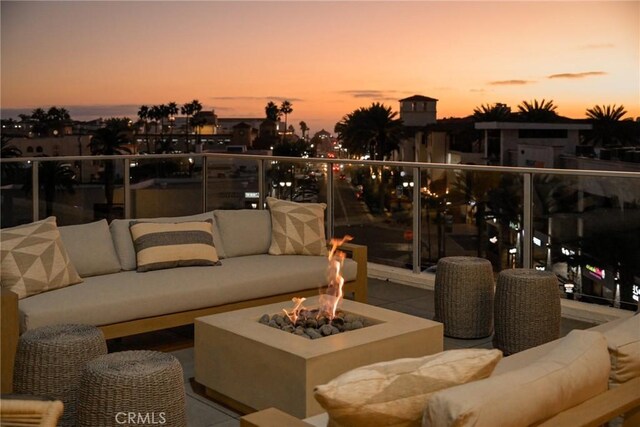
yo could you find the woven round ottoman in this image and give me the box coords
[13,324,107,427]
[77,350,186,427]
[434,256,495,338]
[493,269,561,355]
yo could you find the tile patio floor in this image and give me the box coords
[109,278,597,427]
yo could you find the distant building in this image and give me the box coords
[398,95,439,162]
[475,121,591,167]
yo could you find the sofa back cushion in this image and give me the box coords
[214,209,271,258]
[1,217,83,298]
[110,212,222,270]
[423,330,610,427]
[58,219,122,277]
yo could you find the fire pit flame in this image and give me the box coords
[283,235,354,323]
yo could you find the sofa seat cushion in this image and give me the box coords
[18,255,357,332]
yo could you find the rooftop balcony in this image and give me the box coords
[2,152,638,316]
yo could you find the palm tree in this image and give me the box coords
[265,101,281,122]
[473,103,512,121]
[167,101,179,137]
[584,104,635,147]
[517,99,559,122]
[20,156,77,218]
[299,121,309,140]
[280,100,293,141]
[335,102,404,161]
[31,108,48,136]
[88,118,132,219]
[46,106,71,136]
[181,99,203,149]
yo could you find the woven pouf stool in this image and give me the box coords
[13,324,107,427]
[434,256,495,339]
[493,269,561,355]
[77,350,186,427]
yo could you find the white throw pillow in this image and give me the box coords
[314,349,502,427]
[423,330,610,427]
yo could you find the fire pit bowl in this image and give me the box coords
[195,296,443,418]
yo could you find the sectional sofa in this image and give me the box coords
[1,207,367,391]
[241,314,640,427]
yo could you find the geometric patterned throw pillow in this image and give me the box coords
[1,217,83,299]
[267,197,327,256]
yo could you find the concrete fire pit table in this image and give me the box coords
[194,296,443,418]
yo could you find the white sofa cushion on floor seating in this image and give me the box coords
[422,330,610,427]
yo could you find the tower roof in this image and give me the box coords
[399,95,438,102]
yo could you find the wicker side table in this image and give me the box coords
[13,324,107,427]
[434,256,495,339]
[77,350,186,427]
[493,269,561,355]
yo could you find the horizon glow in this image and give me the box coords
[1,1,638,133]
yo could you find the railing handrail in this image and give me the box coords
[2,153,640,179]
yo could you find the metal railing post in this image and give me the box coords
[123,159,131,219]
[202,156,208,212]
[32,161,39,222]
[326,161,334,240]
[523,173,533,269]
[258,159,265,209]
[412,167,421,273]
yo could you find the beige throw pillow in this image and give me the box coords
[423,330,610,427]
[1,217,83,298]
[604,314,640,387]
[267,197,327,256]
[314,349,503,427]
[130,220,220,272]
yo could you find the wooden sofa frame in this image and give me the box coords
[0,243,367,393]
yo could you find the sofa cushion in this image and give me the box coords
[314,349,502,427]
[267,197,327,256]
[423,330,610,427]
[603,314,640,387]
[58,219,122,277]
[214,210,271,258]
[110,212,223,270]
[18,254,358,332]
[1,217,83,299]
[130,220,221,272]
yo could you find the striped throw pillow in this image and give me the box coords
[129,220,220,272]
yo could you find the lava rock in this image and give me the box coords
[305,328,322,340]
[259,314,270,325]
[331,317,344,327]
[305,318,318,329]
[330,325,340,335]
[268,319,279,329]
[317,317,328,327]
[344,314,357,323]
[319,324,333,336]
[351,320,364,329]
[282,325,295,333]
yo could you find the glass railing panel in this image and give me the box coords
[264,159,327,205]
[205,156,259,210]
[533,173,640,311]
[333,163,414,269]
[32,158,125,225]
[131,156,203,217]
[1,160,33,227]
[420,168,524,272]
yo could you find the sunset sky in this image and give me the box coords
[1,1,638,134]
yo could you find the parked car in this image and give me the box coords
[293,191,319,203]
